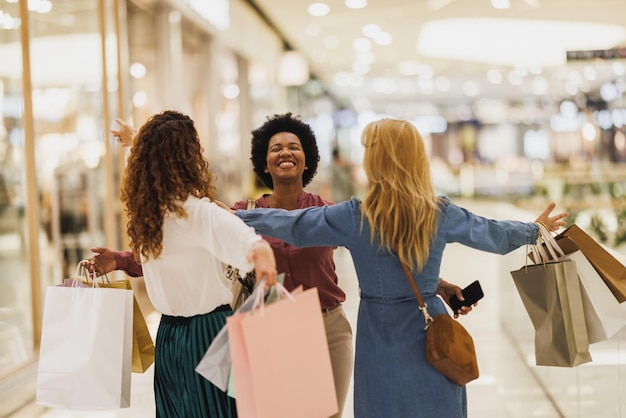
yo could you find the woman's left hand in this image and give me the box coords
[534,202,568,232]
[438,278,476,318]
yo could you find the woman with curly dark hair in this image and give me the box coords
[120,110,276,418]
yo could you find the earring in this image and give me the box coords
[264,168,269,173]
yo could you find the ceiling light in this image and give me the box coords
[345,0,367,9]
[487,68,503,84]
[308,3,330,17]
[491,0,510,9]
[129,63,146,79]
[417,18,626,67]
[352,37,372,51]
[613,62,625,76]
[362,24,381,38]
[397,60,420,75]
[373,32,393,46]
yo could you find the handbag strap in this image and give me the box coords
[401,262,434,327]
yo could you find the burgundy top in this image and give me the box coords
[232,191,346,310]
[113,192,346,309]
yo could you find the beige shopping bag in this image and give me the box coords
[511,223,591,367]
[511,259,592,366]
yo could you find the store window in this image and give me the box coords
[28,0,109,281]
[0,0,31,377]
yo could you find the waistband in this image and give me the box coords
[161,304,232,324]
[322,302,341,316]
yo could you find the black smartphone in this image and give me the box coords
[449,280,484,312]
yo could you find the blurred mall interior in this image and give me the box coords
[1,0,626,417]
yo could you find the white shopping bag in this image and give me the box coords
[568,250,626,343]
[36,285,133,410]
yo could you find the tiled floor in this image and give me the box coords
[13,199,617,418]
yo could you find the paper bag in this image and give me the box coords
[555,224,626,302]
[63,277,155,373]
[511,259,592,367]
[36,285,133,409]
[96,279,155,373]
[229,286,338,418]
[567,251,626,343]
[196,274,288,392]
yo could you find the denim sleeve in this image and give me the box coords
[440,197,539,254]
[236,198,359,248]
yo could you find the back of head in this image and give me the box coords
[121,110,216,260]
[361,118,438,271]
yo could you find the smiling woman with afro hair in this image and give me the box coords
[230,112,351,418]
[250,112,320,190]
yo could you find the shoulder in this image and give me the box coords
[301,191,333,207]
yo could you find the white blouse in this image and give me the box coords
[141,196,261,317]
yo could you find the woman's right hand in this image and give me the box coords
[248,240,277,287]
[80,247,117,276]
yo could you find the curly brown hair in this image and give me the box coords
[250,112,320,189]
[121,110,217,261]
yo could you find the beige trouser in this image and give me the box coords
[323,305,354,418]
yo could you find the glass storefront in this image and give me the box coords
[0,1,289,413]
[0,0,30,379]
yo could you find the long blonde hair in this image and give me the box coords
[361,118,439,271]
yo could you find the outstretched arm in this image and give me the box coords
[80,247,143,277]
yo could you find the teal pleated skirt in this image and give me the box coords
[155,305,237,418]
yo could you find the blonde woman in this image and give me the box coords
[234,118,567,417]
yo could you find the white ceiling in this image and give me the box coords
[253,0,626,118]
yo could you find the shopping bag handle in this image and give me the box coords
[528,221,565,266]
[252,276,292,315]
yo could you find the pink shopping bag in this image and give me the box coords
[228,286,338,418]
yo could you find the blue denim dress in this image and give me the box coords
[238,196,538,418]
